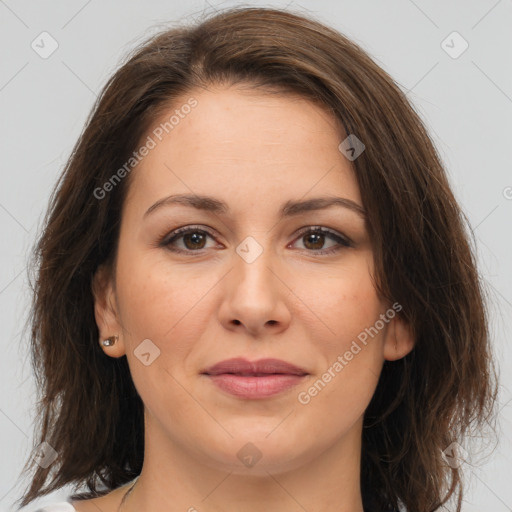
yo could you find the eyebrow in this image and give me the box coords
[143,193,366,219]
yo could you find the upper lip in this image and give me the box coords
[202,358,308,376]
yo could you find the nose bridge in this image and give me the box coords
[218,216,292,337]
[233,232,277,292]
[217,230,292,335]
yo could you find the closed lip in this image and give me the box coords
[202,357,308,376]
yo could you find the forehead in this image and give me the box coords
[124,85,361,216]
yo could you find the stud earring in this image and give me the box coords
[101,335,118,347]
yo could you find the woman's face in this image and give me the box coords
[94,84,413,475]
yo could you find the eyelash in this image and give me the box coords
[158,225,353,256]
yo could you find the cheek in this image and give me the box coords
[299,254,383,345]
[296,256,385,401]
[115,248,187,334]
[115,250,223,366]
[114,253,213,418]
[297,289,386,427]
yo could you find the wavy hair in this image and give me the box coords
[18,6,498,512]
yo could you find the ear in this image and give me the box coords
[383,312,415,361]
[92,263,127,358]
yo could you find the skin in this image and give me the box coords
[82,84,414,512]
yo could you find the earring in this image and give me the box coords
[101,335,118,347]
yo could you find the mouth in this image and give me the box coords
[201,358,309,399]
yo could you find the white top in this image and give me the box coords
[32,477,138,511]
[33,502,77,511]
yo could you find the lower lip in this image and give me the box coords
[205,373,307,399]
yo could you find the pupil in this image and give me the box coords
[185,232,205,249]
[305,233,324,250]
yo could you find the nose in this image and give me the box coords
[217,241,292,337]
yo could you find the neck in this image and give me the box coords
[121,415,365,512]
[118,478,138,512]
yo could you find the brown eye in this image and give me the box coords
[291,227,352,255]
[159,225,352,256]
[181,231,208,250]
[303,231,326,250]
[161,226,217,253]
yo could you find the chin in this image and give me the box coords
[193,431,319,476]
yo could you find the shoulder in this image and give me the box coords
[30,478,135,512]
[31,502,76,512]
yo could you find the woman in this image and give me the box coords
[17,6,497,512]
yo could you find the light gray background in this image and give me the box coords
[1,1,511,511]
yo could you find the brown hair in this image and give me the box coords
[18,6,498,512]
